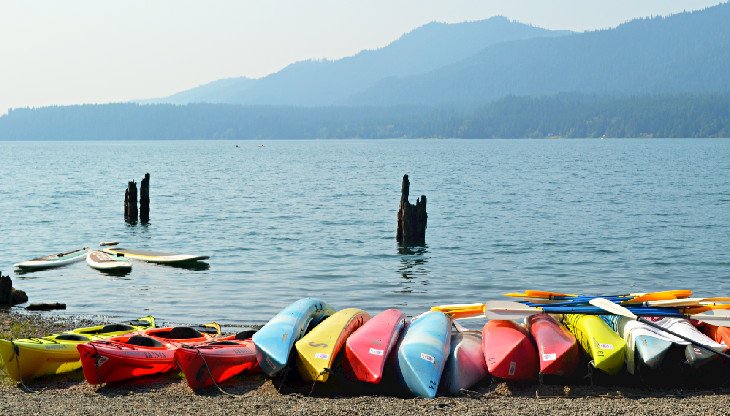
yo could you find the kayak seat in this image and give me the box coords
[127,336,164,348]
[209,341,240,346]
[155,327,203,340]
[55,334,90,342]
[190,325,219,335]
[235,330,257,340]
[77,324,134,335]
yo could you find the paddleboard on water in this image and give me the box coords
[440,331,488,394]
[482,319,538,382]
[86,250,132,272]
[14,247,88,270]
[395,311,451,398]
[559,314,626,375]
[344,308,406,384]
[295,308,370,382]
[252,298,335,377]
[101,248,209,264]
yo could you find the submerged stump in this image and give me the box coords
[397,174,427,246]
[140,173,150,224]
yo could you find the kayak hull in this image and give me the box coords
[295,308,370,382]
[252,298,335,377]
[482,319,538,382]
[175,338,259,390]
[527,314,580,377]
[395,311,451,398]
[602,314,678,374]
[440,332,488,394]
[560,314,626,375]
[344,308,406,384]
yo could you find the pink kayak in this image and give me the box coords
[527,314,580,377]
[343,308,406,383]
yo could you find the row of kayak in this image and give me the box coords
[2,295,730,397]
[13,246,210,272]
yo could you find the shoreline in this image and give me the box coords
[3,311,730,415]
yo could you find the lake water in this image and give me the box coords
[1,139,729,328]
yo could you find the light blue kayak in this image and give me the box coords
[395,311,451,398]
[252,298,335,377]
[439,331,488,395]
[602,315,677,374]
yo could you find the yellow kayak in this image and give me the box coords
[559,314,626,375]
[295,308,370,382]
[0,316,155,382]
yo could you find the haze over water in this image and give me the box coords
[1,139,728,327]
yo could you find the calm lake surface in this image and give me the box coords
[1,139,729,327]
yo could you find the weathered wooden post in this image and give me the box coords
[125,180,138,224]
[397,174,427,245]
[140,173,150,224]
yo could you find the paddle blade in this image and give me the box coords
[624,290,692,304]
[689,309,730,326]
[589,297,638,319]
[524,290,576,299]
[484,301,541,321]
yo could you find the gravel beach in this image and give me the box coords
[3,310,730,416]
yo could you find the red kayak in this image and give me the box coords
[344,308,406,383]
[78,325,219,384]
[527,314,580,377]
[175,335,259,390]
[482,320,538,382]
[701,324,730,348]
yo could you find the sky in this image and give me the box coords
[0,0,724,115]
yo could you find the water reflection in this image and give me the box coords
[396,244,429,294]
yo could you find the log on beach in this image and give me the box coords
[26,302,66,311]
[396,174,427,246]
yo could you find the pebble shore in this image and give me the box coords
[3,311,730,416]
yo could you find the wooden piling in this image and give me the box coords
[397,174,427,245]
[140,173,150,224]
[125,180,138,224]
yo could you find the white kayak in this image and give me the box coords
[14,248,88,270]
[86,250,132,272]
[101,248,209,264]
[646,317,727,368]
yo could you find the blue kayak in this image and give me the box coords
[395,311,451,398]
[252,298,335,377]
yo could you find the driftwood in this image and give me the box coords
[140,173,150,224]
[396,174,427,245]
[0,272,28,306]
[26,303,66,311]
[125,180,138,224]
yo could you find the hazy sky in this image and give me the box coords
[0,0,724,115]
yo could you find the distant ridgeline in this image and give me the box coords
[2,94,729,139]
[1,2,729,139]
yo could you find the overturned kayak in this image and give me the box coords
[175,332,259,390]
[86,250,132,272]
[0,316,155,382]
[101,248,209,264]
[78,324,220,384]
[440,331,488,395]
[395,311,451,398]
[560,314,626,375]
[296,308,370,382]
[602,315,683,374]
[14,247,88,270]
[344,308,406,384]
[252,298,335,377]
[482,319,538,382]
[645,317,727,368]
[527,314,580,378]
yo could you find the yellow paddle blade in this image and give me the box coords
[684,304,730,314]
[524,290,577,299]
[431,303,485,311]
[700,297,730,303]
[448,309,487,320]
